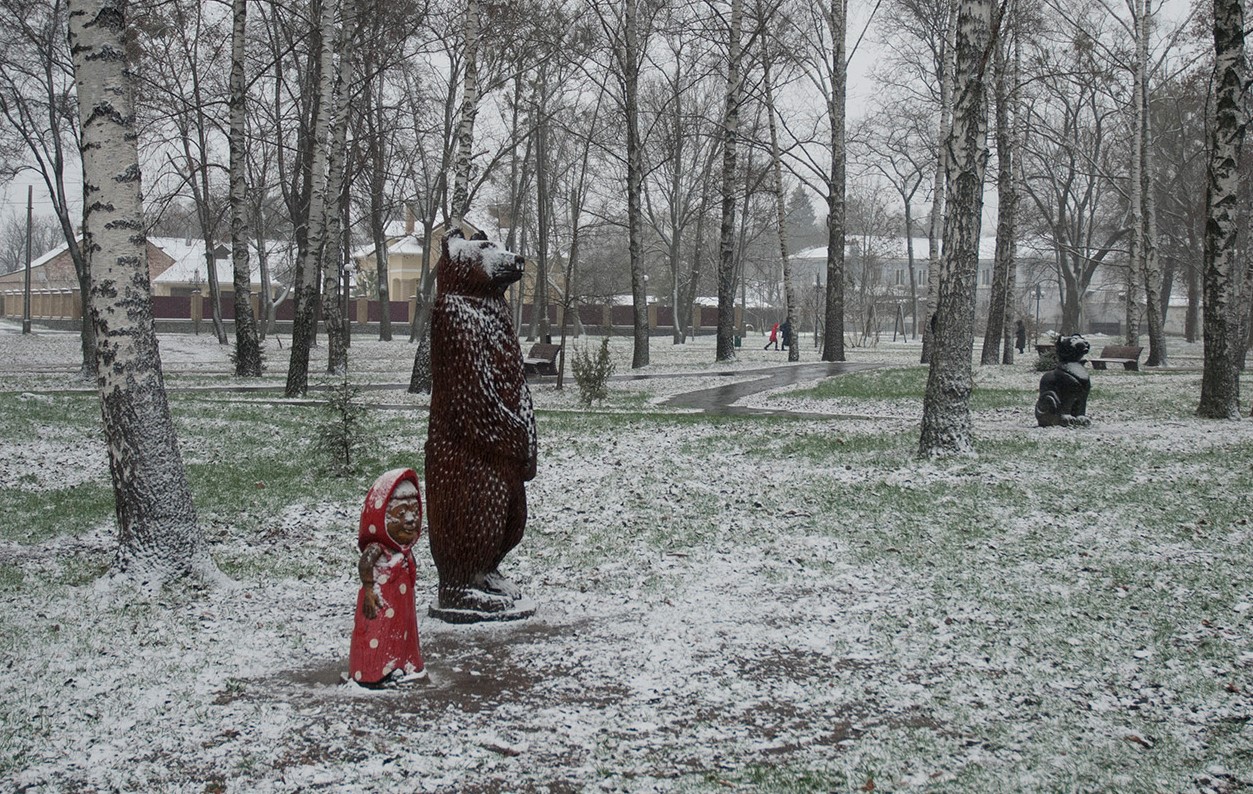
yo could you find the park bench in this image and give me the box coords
[522,343,562,377]
[1088,344,1143,371]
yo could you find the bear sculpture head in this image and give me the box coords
[438,229,525,298]
[1054,334,1090,363]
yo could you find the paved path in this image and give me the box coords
[6,355,881,417]
[656,361,880,417]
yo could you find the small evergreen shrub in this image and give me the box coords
[313,375,378,476]
[571,337,615,406]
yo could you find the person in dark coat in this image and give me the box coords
[780,319,792,350]
[1015,320,1026,354]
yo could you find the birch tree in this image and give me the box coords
[229,0,262,376]
[1131,0,1167,365]
[590,0,654,367]
[918,0,996,457]
[981,0,1018,365]
[449,0,481,226]
[68,0,215,584]
[715,0,744,362]
[1196,0,1245,418]
[284,0,337,397]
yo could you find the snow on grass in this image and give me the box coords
[0,322,1251,791]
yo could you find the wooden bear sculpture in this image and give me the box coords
[425,229,537,623]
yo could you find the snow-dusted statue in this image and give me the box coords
[349,468,426,686]
[425,229,537,623]
[1035,334,1091,428]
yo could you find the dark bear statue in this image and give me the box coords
[1035,334,1091,428]
[425,229,537,623]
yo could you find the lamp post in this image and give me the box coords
[22,185,32,334]
[1034,284,1042,344]
[813,272,821,348]
[341,260,354,347]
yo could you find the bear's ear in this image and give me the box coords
[470,230,488,241]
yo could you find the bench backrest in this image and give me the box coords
[527,343,562,361]
[1098,345,1143,359]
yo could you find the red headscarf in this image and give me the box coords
[358,468,423,553]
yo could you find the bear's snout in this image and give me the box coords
[489,251,525,286]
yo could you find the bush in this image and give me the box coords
[1034,348,1058,372]
[313,375,378,476]
[571,337,615,406]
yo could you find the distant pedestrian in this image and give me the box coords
[764,322,780,350]
[780,319,792,350]
[1015,320,1026,354]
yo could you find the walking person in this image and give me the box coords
[764,321,780,350]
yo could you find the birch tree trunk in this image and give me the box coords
[1138,0,1167,366]
[534,84,552,343]
[69,0,215,584]
[450,0,480,226]
[229,0,262,377]
[715,0,742,362]
[821,0,847,362]
[1197,0,1245,418]
[625,0,649,368]
[921,0,958,365]
[919,0,995,457]
[982,8,1016,365]
[284,0,335,398]
[322,9,352,375]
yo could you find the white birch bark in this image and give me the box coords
[450,0,481,226]
[1197,0,1245,418]
[982,4,1016,365]
[1137,0,1167,365]
[69,0,215,584]
[919,0,995,457]
[284,0,336,397]
[716,0,743,362]
[921,0,958,365]
[229,0,262,376]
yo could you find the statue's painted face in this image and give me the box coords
[385,494,421,547]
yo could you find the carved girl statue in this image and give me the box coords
[348,468,426,687]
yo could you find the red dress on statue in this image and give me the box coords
[349,468,425,686]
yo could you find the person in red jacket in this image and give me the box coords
[348,468,426,687]
[764,321,780,350]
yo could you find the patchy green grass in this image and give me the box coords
[3,347,1253,792]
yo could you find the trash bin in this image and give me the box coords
[734,336,742,348]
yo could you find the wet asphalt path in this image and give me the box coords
[657,361,880,417]
[10,360,881,418]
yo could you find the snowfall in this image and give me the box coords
[1,320,1250,792]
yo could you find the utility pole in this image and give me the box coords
[22,185,32,334]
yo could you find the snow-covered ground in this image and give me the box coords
[1,321,1250,792]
